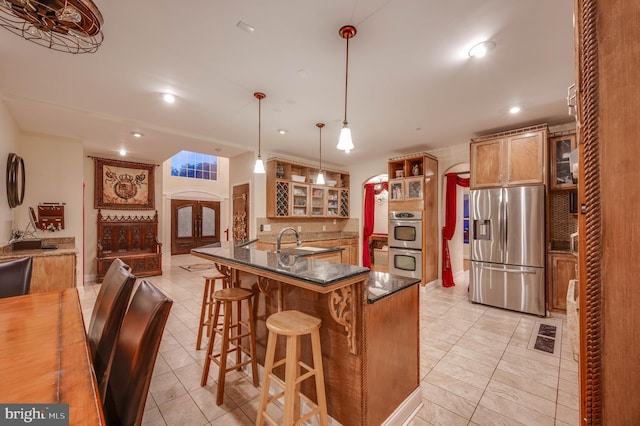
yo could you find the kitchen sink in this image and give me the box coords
[274,246,328,256]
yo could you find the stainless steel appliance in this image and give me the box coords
[389,247,422,279]
[389,211,422,250]
[470,185,546,316]
[389,211,423,279]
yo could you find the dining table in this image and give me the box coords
[0,288,105,425]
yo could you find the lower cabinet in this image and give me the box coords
[548,253,577,312]
[30,253,77,293]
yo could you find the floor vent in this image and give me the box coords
[528,320,562,357]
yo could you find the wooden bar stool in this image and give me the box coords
[201,287,259,405]
[196,273,228,350]
[256,310,328,426]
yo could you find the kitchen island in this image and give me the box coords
[191,245,422,426]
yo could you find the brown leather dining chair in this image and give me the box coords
[102,280,173,426]
[0,257,33,298]
[87,259,136,396]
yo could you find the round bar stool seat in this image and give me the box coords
[256,310,328,426]
[201,287,258,406]
[196,273,227,350]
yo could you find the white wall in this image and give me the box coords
[14,133,83,238]
[15,133,84,286]
[0,99,18,243]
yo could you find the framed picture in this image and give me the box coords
[94,158,155,209]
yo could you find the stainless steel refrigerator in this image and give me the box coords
[470,185,546,316]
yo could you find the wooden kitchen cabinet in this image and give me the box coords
[548,252,577,312]
[388,154,437,212]
[387,153,439,283]
[550,133,577,190]
[266,158,350,218]
[470,127,548,189]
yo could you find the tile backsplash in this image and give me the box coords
[256,217,358,237]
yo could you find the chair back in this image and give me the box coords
[102,280,172,426]
[0,257,32,298]
[87,259,136,393]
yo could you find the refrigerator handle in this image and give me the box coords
[503,189,508,253]
[479,265,538,274]
[498,188,505,258]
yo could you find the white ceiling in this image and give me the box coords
[0,0,575,168]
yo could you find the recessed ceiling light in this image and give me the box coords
[131,131,143,138]
[468,40,496,58]
[162,93,176,104]
[119,149,126,156]
[236,21,255,33]
[509,106,522,114]
[277,129,288,135]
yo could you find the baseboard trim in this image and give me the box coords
[381,387,423,426]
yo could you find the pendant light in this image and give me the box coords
[337,25,357,153]
[316,123,326,185]
[253,92,266,174]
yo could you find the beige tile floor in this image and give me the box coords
[78,255,579,426]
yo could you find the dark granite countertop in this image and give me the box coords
[192,246,420,302]
[366,271,420,303]
[192,245,369,288]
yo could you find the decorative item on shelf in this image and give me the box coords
[316,123,326,185]
[253,92,266,174]
[412,163,420,176]
[395,169,404,179]
[276,164,285,179]
[336,25,357,153]
[0,0,104,54]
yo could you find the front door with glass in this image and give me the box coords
[171,199,220,254]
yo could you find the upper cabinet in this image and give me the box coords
[470,126,548,189]
[388,154,437,210]
[549,133,577,190]
[266,158,350,218]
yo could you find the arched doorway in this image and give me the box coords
[440,163,470,287]
[363,174,389,272]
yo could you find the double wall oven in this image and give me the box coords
[389,211,423,280]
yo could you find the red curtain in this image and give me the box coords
[362,183,376,268]
[442,173,470,287]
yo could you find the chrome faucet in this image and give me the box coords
[276,227,302,253]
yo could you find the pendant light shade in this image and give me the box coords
[337,25,356,153]
[253,92,266,174]
[316,122,325,185]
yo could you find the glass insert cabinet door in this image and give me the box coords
[311,186,325,216]
[550,133,577,190]
[389,180,404,201]
[171,199,220,255]
[291,184,309,216]
[405,177,423,200]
